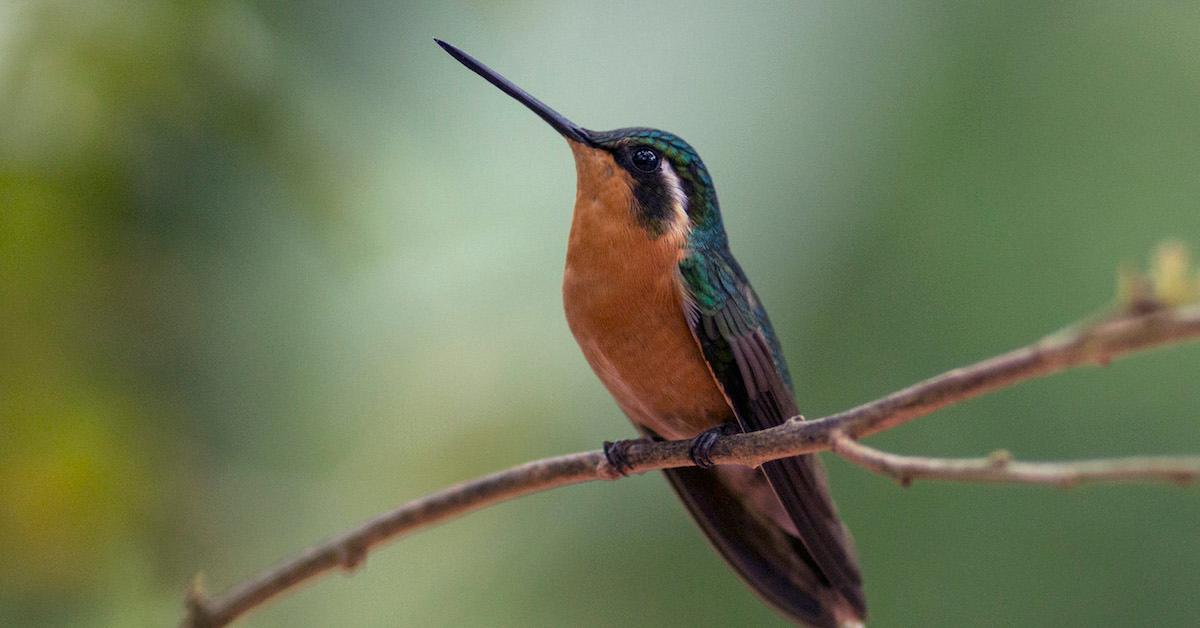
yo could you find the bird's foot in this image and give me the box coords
[688,421,740,469]
[602,439,644,477]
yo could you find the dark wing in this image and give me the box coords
[678,250,866,620]
[658,462,841,626]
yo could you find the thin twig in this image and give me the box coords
[828,431,1200,488]
[181,304,1200,628]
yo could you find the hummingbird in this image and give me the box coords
[436,40,866,627]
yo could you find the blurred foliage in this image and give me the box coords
[2,1,1199,627]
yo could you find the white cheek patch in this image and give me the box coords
[659,160,690,234]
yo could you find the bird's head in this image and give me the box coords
[437,40,725,243]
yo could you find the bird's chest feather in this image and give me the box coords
[561,146,730,438]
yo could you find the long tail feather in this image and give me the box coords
[661,462,865,627]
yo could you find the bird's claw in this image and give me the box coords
[603,439,639,477]
[688,421,740,469]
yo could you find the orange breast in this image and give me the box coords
[561,142,732,439]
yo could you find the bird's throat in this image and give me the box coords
[563,140,686,304]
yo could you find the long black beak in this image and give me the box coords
[435,39,594,145]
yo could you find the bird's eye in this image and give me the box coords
[630,148,660,173]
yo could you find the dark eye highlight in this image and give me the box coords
[630,148,660,173]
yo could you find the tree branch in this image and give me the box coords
[181,303,1200,628]
[828,431,1200,488]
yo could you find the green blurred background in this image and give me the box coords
[3,1,1199,626]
